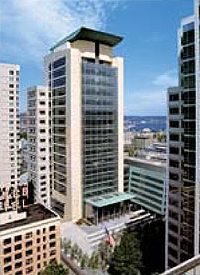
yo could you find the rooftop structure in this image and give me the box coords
[0,204,57,231]
[50,27,122,51]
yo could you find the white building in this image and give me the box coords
[27,86,50,208]
[0,63,20,212]
[44,27,128,222]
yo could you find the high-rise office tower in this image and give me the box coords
[166,0,200,268]
[27,86,50,207]
[0,63,21,213]
[44,27,131,222]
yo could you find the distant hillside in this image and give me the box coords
[124,116,166,132]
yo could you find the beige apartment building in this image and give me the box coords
[27,86,50,207]
[0,204,60,275]
[0,63,21,212]
[43,27,132,223]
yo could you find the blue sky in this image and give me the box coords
[1,0,193,115]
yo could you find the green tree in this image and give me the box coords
[63,239,71,255]
[40,261,68,275]
[80,254,89,268]
[156,132,166,143]
[20,132,27,140]
[139,220,165,274]
[108,233,142,275]
[88,251,100,269]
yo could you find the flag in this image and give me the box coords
[104,225,116,248]
[22,186,28,197]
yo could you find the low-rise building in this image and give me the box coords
[125,157,166,215]
[0,204,60,275]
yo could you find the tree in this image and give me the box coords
[40,261,68,275]
[88,251,100,269]
[156,132,166,143]
[63,239,71,256]
[80,254,89,268]
[108,233,142,275]
[139,220,165,274]
[20,132,27,140]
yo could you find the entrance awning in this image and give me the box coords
[85,192,135,208]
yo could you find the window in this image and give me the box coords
[26,266,33,274]
[37,238,40,244]
[37,229,40,235]
[4,257,11,264]
[25,232,32,239]
[53,57,65,69]
[4,247,11,254]
[50,233,56,240]
[50,250,56,256]
[26,249,33,257]
[15,262,22,268]
[4,265,11,273]
[4,238,11,246]
[50,242,56,248]
[26,241,32,248]
[49,225,55,232]
[15,235,22,242]
[26,258,33,265]
[40,129,46,133]
[15,244,22,251]
[9,70,14,75]
[15,253,22,260]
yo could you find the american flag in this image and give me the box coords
[104,225,116,248]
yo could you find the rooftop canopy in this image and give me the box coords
[85,192,135,208]
[50,27,123,51]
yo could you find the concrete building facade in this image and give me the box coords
[44,27,128,222]
[27,86,50,208]
[0,63,20,213]
[0,204,60,275]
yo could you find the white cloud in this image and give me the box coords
[1,0,120,65]
[153,70,178,88]
[124,89,166,116]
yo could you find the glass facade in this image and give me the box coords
[82,59,118,205]
[49,57,67,217]
[129,165,166,215]
[167,20,196,268]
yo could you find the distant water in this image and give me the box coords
[124,116,166,132]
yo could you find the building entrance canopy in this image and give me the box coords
[85,192,135,208]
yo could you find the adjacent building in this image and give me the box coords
[125,157,166,216]
[27,86,50,208]
[43,27,132,223]
[166,0,200,268]
[0,204,60,275]
[0,63,20,213]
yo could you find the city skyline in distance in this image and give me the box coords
[0,0,193,116]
